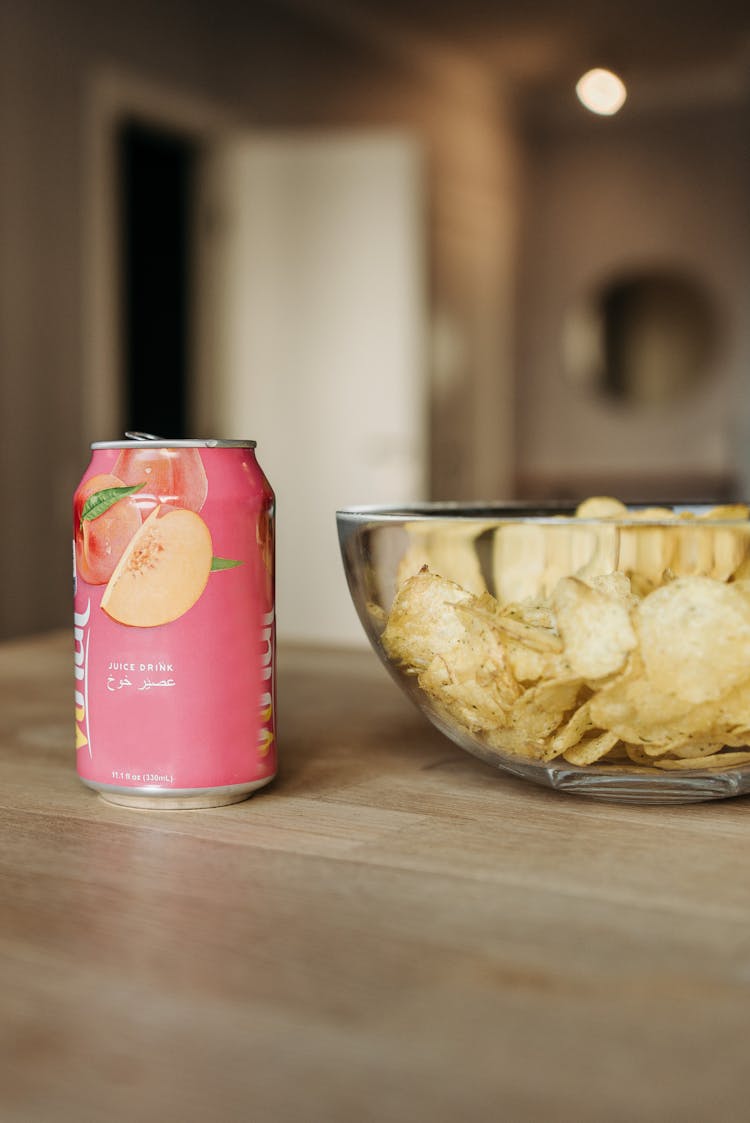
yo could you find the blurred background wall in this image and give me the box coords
[1,0,748,641]
[517,101,750,501]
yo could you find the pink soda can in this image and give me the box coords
[73,435,276,808]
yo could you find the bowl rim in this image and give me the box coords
[335,500,749,526]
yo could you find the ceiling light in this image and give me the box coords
[575,68,627,116]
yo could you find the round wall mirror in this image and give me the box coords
[562,270,717,406]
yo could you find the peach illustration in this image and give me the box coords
[113,447,208,514]
[74,473,143,585]
[101,507,213,627]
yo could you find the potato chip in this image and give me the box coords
[684,507,750,582]
[575,497,628,518]
[636,507,677,519]
[457,596,565,683]
[503,640,567,686]
[638,735,722,758]
[418,652,518,733]
[571,523,621,585]
[506,678,582,744]
[721,729,750,748]
[455,610,523,709]
[546,699,596,759]
[539,529,577,597]
[397,524,488,595]
[553,576,637,679]
[637,576,750,703]
[405,582,522,734]
[703,517,750,581]
[721,509,750,581]
[382,570,474,671]
[484,612,563,653]
[502,596,556,631]
[715,538,750,581]
[563,730,619,766]
[540,525,622,597]
[492,523,547,604]
[620,523,675,592]
[589,659,698,744]
[484,724,549,762]
[651,751,750,771]
[672,520,715,578]
[585,571,634,602]
[625,744,654,767]
[588,659,747,749]
[703,505,750,520]
[704,678,750,732]
[665,739,726,759]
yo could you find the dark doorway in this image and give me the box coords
[118,120,197,438]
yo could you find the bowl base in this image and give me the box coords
[493,755,749,805]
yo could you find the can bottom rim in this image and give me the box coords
[80,774,275,810]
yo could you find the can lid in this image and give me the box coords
[91,433,256,450]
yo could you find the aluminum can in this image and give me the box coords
[73,436,276,808]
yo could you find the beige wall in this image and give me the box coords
[0,0,520,638]
[515,102,750,499]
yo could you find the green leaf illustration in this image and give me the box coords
[211,557,244,571]
[81,482,145,524]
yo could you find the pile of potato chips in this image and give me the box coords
[381,498,750,770]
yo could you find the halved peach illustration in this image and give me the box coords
[113,447,208,514]
[101,507,213,627]
[74,473,143,585]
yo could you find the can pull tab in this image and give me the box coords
[124,431,164,441]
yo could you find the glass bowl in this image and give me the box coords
[336,501,750,804]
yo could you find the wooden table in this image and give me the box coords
[2,631,750,1122]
